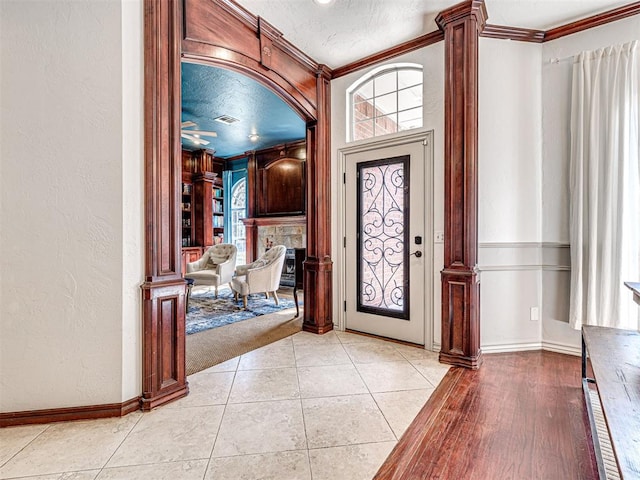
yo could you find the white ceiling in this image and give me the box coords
[235,0,632,68]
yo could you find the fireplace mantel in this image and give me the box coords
[243,216,306,261]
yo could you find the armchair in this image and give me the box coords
[184,243,237,298]
[231,245,286,309]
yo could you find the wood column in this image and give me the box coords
[303,66,333,334]
[436,0,486,369]
[192,173,216,247]
[141,0,189,410]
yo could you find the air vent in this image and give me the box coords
[214,115,240,125]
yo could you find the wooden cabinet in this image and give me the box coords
[181,246,203,274]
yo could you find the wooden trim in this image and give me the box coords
[544,1,640,42]
[374,367,466,479]
[0,397,141,428]
[481,24,545,43]
[332,30,444,79]
[141,0,189,410]
[437,0,483,370]
[242,215,306,227]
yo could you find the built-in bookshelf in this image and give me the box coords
[212,184,224,245]
[181,182,194,247]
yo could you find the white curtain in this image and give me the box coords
[569,41,640,330]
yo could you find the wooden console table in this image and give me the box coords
[582,325,640,479]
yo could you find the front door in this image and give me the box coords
[344,138,428,344]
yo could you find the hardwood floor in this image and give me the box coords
[375,351,598,480]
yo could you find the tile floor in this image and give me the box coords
[0,330,450,480]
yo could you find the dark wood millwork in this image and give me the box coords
[481,24,545,42]
[303,66,333,334]
[332,30,444,79]
[375,351,598,479]
[255,142,306,217]
[544,1,640,42]
[182,0,320,120]
[141,0,189,410]
[582,326,640,479]
[242,215,306,262]
[0,398,141,428]
[181,246,203,273]
[436,0,486,369]
[179,0,333,335]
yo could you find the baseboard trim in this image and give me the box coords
[0,397,141,428]
[481,342,542,353]
[541,341,581,357]
[480,341,580,357]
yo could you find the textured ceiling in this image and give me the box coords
[181,62,306,157]
[235,0,632,67]
[183,0,633,157]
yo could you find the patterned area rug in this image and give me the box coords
[186,286,299,335]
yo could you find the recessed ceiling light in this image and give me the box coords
[313,0,334,5]
[248,134,260,142]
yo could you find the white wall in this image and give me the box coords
[0,0,143,411]
[540,15,640,349]
[331,44,445,349]
[478,38,544,351]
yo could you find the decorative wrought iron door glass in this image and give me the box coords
[357,155,410,320]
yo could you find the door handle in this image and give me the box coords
[410,251,423,258]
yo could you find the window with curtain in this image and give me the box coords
[569,40,640,331]
[347,64,423,142]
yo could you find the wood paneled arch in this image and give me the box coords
[142,0,333,410]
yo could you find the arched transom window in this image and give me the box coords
[348,64,423,142]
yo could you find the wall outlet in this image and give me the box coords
[530,307,539,321]
[434,231,444,243]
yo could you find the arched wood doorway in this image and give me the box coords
[141,0,333,410]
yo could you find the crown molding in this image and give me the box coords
[435,0,487,32]
[331,30,444,79]
[544,1,640,42]
[481,24,545,43]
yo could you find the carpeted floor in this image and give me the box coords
[186,308,303,375]
[187,286,299,335]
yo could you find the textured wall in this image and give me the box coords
[0,0,143,411]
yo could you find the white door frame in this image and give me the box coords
[336,130,435,350]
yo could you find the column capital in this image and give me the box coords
[436,0,487,32]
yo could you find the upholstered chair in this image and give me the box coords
[184,243,237,298]
[231,245,286,309]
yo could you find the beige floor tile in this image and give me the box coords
[394,344,440,361]
[293,343,351,367]
[0,415,140,479]
[0,423,48,466]
[97,460,207,480]
[335,331,389,345]
[373,389,435,437]
[238,344,296,370]
[291,331,340,346]
[302,395,395,448]
[297,364,368,399]
[308,441,396,480]
[2,472,100,480]
[228,368,299,403]
[106,406,223,468]
[409,358,451,386]
[205,450,311,480]
[355,361,432,392]
[196,356,239,374]
[343,343,406,364]
[212,400,306,457]
[166,371,234,408]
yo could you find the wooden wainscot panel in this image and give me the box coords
[254,141,306,217]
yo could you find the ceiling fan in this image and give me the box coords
[181,121,217,146]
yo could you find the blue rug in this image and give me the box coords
[186,287,299,335]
